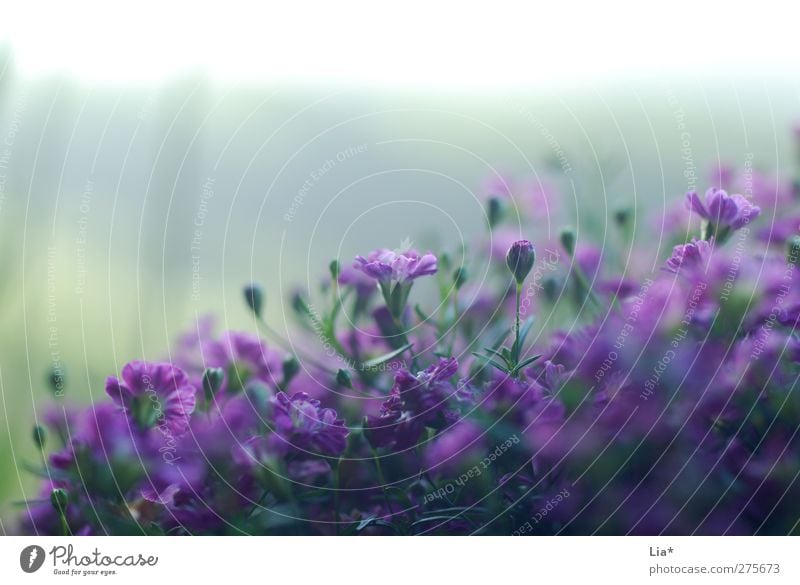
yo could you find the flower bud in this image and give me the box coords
[50,488,68,513]
[506,240,536,285]
[282,356,300,386]
[329,260,341,281]
[243,283,264,318]
[33,424,46,450]
[560,228,576,256]
[48,365,66,397]
[291,291,312,319]
[453,266,469,290]
[202,367,225,406]
[336,368,353,389]
[543,276,559,304]
[488,197,503,229]
[614,208,631,228]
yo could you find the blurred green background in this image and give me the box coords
[1,40,799,530]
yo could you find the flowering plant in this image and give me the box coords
[18,138,800,536]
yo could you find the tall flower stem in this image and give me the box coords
[514,282,521,353]
[333,457,341,535]
[446,289,460,356]
[371,447,393,518]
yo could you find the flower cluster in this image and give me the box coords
[19,132,800,535]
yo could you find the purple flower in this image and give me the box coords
[685,188,761,233]
[362,394,424,452]
[664,238,713,273]
[270,392,348,457]
[338,265,377,300]
[106,361,196,434]
[172,320,286,394]
[354,248,438,283]
[758,217,800,245]
[363,358,458,451]
[424,421,484,476]
[205,331,284,393]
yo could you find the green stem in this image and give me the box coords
[371,448,393,518]
[446,289,459,355]
[333,458,341,535]
[515,283,521,357]
[570,263,602,309]
[57,509,70,536]
[246,489,270,519]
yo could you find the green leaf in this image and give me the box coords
[471,352,510,374]
[329,287,353,325]
[356,516,394,531]
[21,461,55,479]
[518,316,536,346]
[481,346,508,360]
[422,506,487,515]
[411,515,460,526]
[516,353,542,368]
[388,283,411,318]
[490,326,512,350]
[356,516,376,530]
[511,354,542,375]
[360,343,413,370]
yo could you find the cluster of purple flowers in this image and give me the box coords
[19,142,800,535]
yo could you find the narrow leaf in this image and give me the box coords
[518,316,536,346]
[361,343,413,369]
[471,352,510,374]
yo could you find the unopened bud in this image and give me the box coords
[336,368,353,389]
[50,488,68,514]
[243,284,264,318]
[33,425,46,450]
[329,260,341,281]
[48,366,66,397]
[488,197,503,229]
[202,367,225,406]
[614,208,631,228]
[506,240,536,285]
[453,266,469,290]
[560,228,576,257]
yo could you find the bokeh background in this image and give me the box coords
[2,1,799,530]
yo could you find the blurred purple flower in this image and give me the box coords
[664,238,713,273]
[364,358,458,451]
[685,188,760,231]
[105,361,196,434]
[270,391,348,457]
[338,264,378,300]
[424,421,484,476]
